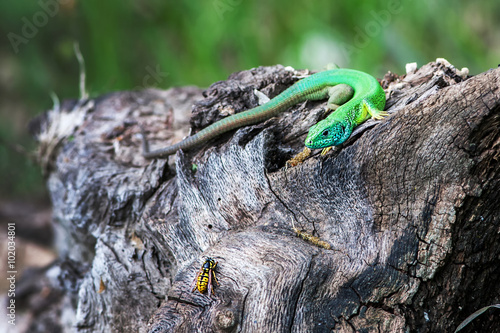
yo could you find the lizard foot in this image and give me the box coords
[370,110,389,120]
[320,147,333,156]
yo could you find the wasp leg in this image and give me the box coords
[212,272,219,287]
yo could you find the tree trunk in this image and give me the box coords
[29,61,500,332]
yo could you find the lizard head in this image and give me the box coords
[305,118,353,149]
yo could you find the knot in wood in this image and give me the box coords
[215,309,237,330]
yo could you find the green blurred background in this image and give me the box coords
[1,0,499,202]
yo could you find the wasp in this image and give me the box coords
[192,258,219,296]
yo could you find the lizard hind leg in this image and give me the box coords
[326,84,354,111]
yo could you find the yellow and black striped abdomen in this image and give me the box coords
[196,268,211,293]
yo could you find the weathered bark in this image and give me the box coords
[30,62,500,332]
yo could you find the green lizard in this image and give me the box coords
[142,68,387,159]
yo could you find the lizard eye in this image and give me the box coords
[322,129,329,137]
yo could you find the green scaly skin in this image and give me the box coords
[304,69,387,149]
[142,68,386,159]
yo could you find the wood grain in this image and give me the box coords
[31,63,500,332]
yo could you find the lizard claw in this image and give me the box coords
[371,110,389,120]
